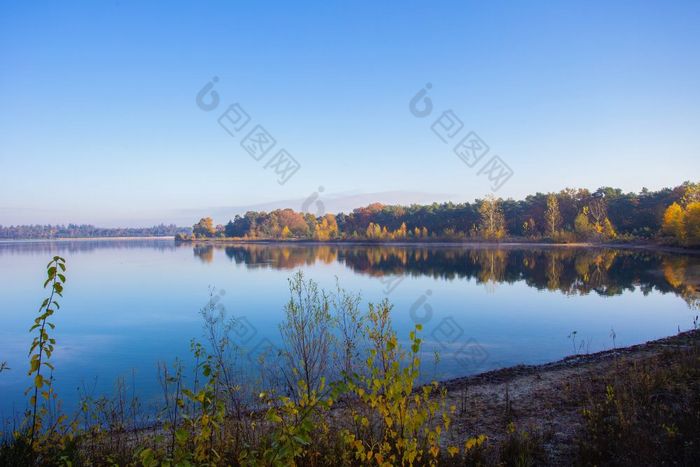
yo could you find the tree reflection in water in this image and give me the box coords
[185,243,699,308]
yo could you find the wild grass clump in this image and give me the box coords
[498,422,547,467]
[574,343,700,465]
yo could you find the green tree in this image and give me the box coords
[574,207,594,240]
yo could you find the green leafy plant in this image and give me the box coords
[26,256,67,447]
[341,300,454,466]
[244,378,338,466]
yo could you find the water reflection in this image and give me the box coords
[1,239,697,415]
[188,243,700,308]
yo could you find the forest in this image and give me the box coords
[183,182,700,247]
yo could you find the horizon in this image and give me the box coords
[2,1,699,226]
[0,182,691,229]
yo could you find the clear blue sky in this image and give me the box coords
[1,0,699,226]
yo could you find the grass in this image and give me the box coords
[573,338,700,466]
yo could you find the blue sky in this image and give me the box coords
[1,0,699,226]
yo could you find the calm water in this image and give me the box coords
[1,239,698,416]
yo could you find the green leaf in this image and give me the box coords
[175,428,188,443]
[267,411,283,423]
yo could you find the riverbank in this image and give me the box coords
[439,329,700,464]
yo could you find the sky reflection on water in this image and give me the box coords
[0,239,698,415]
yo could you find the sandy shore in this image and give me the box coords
[438,329,700,463]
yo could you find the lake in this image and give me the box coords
[1,239,698,416]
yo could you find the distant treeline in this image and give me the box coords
[0,224,190,239]
[182,182,700,246]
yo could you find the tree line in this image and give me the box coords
[0,224,189,239]
[182,182,700,247]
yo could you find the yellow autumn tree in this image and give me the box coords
[603,218,617,239]
[478,195,506,240]
[393,222,408,240]
[544,193,561,238]
[366,222,383,240]
[313,214,339,241]
[662,202,685,241]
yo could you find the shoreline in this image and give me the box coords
[441,328,699,391]
[438,329,700,462]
